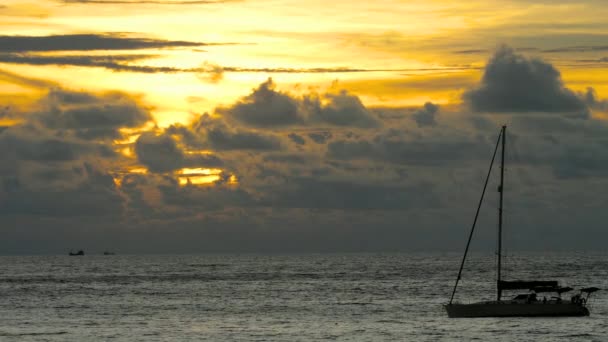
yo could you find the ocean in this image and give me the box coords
[0,253,606,341]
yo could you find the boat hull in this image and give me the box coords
[445,302,589,318]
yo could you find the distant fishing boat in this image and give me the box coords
[445,125,599,318]
[69,250,84,256]
[103,251,115,255]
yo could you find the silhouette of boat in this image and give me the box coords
[445,126,599,317]
[102,251,115,255]
[69,250,84,256]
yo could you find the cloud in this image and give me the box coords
[0,88,143,218]
[0,163,124,217]
[542,45,608,53]
[266,177,438,211]
[193,114,283,151]
[218,79,303,127]
[583,87,608,112]
[307,90,380,128]
[453,49,489,54]
[287,133,305,145]
[0,53,186,73]
[412,102,439,127]
[5,53,608,253]
[327,136,486,166]
[0,68,58,89]
[134,131,223,172]
[1,54,441,75]
[308,131,332,144]
[35,88,153,140]
[219,78,380,128]
[158,178,254,210]
[464,45,587,114]
[0,34,227,53]
[197,62,414,77]
[206,125,282,151]
[0,129,114,162]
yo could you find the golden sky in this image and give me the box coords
[2,0,608,126]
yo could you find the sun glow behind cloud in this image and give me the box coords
[177,168,223,185]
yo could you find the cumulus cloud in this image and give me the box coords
[218,78,303,127]
[193,114,283,151]
[306,90,380,128]
[412,102,439,127]
[36,88,153,140]
[135,131,223,172]
[5,51,608,253]
[464,45,587,114]
[219,78,380,128]
[0,87,159,222]
[583,87,608,111]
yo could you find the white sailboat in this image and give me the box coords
[445,125,598,318]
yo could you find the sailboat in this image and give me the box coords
[445,125,598,318]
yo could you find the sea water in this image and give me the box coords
[0,253,606,341]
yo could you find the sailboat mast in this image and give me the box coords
[497,125,506,301]
[448,128,503,305]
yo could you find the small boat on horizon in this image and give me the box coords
[445,125,599,318]
[69,250,84,256]
[103,251,115,255]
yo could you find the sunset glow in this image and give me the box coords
[2,0,608,254]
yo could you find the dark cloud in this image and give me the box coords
[327,129,489,167]
[0,53,184,73]
[0,130,111,162]
[219,79,380,128]
[134,132,223,172]
[412,102,439,127]
[464,45,587,114]
[1,54,429,75]
[262,153,311,164]
[135,132,185,172]
[198,62,413,78]
[158,178,254,210]
[0,92,132,219]
[306,90,380,128]
[288,133,305,145]
[218,79,303,127]
[0,163,124,217]
[0,34,228,53]
[206,126,282,151]
[35,89,153,140]
[266,177,438,211]
[163,114,283,152]
[195,114,283,151]
[4,51,608,253]
[583,87,608,111]
[508,114,608,179]
[308,131,332,144]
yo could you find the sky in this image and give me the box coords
[1,0,608,254]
